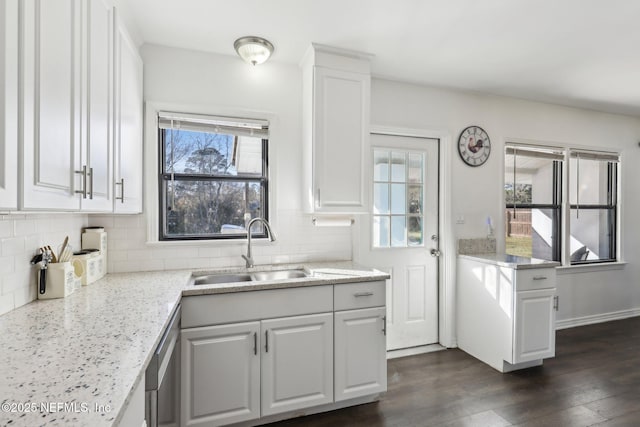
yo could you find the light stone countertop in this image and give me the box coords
[458,253,561,269]
[0,262,389,427]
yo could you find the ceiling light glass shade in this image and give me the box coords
[234,36,274,66]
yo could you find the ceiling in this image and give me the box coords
[125,0,640,117]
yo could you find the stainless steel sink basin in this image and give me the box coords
[193,273,252,286]
[251,269,308,281]
[192,269,308,286]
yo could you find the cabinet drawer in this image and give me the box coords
[182,285,333,328]
[334,281,385,311]
[515,268,556,291]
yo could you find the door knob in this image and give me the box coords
[430,248,441,257]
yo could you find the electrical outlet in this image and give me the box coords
[456,215,465,224]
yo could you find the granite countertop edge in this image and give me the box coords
[458,253,561,269]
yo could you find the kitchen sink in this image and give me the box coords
[250,269,308,281]
[192,269,308,286]
[193,273,253,286]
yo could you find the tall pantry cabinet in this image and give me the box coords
[14,0,142,213]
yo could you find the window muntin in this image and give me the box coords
[159,113,268,240]
[569,152,618,264]
[504,146,563,262]
[373,150,425,248]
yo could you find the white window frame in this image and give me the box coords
[144,102,277,246]
[503,140,622,268]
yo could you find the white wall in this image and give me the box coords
[370,78,640,325]
[0,214,87,315]
[90,44,352,273]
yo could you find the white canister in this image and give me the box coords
[73,251,101,285]
[38,262,75,299]
[82,230,107,253]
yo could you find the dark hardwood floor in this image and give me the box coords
[268,316,640,427]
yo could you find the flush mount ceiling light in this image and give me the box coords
[234,36,274,66]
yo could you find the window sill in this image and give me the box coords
[556,261,626,275]
[145,238,274,247]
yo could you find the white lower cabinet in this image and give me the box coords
[457,256,557,372]
[180,282,386,426]
[261,313,333,416]
[181,313,333,427]
[334,307,387,401]
[514,288,556,363]
[181,322,261,427]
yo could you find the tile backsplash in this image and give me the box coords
[89,210,353,273]
[457,237,497,255]
[0,214,88,315]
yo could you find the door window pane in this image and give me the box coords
[390,184,406,215]
[391,216,407,247]
[373,183,389,214]
[373,149,424,248]
[391,152,406,182]
[373,150,389,181]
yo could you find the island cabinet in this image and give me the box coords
[300,44,371,214]
[180,281,386,427]
[457,255,558,373]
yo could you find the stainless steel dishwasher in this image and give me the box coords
[145,304,181,427]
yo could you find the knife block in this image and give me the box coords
[38,262,75,300]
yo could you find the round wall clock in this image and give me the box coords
[458,125,491,167]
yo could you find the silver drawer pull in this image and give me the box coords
[354,291,374,297]
[532,276,548,280]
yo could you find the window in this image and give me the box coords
[372,149,424,248]
[504,146,563,261]
[158,112,269,240]
[504,144,620,265]
[569,150,618,264]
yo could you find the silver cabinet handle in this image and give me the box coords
[533,276,548,281]
[88,167,94,199]
[354,291,374,297]
[553,296,559,311]
[382,316,387,335]
[253,332,257,355]
[265,330,269,353]
[75,165,87,198]
[115,178,125,203]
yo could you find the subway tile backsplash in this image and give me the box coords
[88,210,353,274]
[0,214,88,316]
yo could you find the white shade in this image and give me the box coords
[234,36,274,65]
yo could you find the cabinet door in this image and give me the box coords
[261,313,333,416]
[113,14,143,213]
[181,322,260,427]
[513,289,556,364]
[80,0,112,211]
[0,0,18,210]
[335,307,387,401]
[313,66,369,213]
[21,0,81,210]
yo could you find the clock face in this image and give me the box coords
[458,126,491,167]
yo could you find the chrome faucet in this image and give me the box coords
[242,218,276,268]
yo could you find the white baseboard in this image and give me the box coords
[555,308,640,330]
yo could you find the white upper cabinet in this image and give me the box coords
[113,13,143,213]
[21,0,82,210]
[301,44,371,214]
[0,0,18,210]
[80,0,113,211]
[19,0,141,213]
